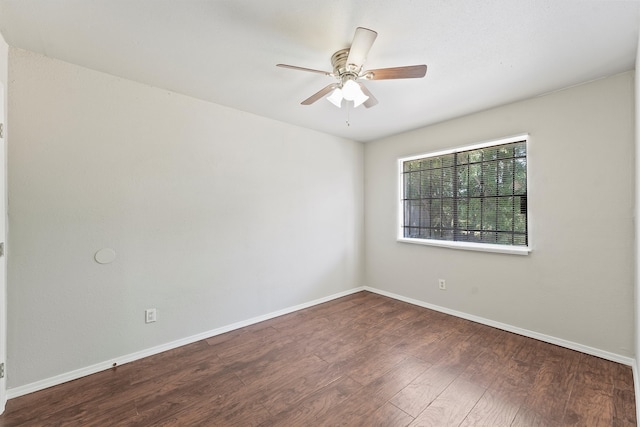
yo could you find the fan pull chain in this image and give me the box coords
[346,101,351,126]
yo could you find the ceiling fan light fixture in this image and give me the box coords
[341,79,362,101]
[352,90,369,108]
[326,88,343,108]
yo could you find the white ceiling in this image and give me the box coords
[0,0,638,142]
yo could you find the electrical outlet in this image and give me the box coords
[145,308,157,323]
[438,279,446,290]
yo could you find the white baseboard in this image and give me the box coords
[7,287,365,399]
[364,286,635,367]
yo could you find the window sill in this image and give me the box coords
[397,237,531,256]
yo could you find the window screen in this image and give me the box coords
[401,139,527,247]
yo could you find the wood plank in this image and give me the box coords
[489,356,540,401]
[612,363,635,391]
[613,388,638,426]
[458,388,521,427]
[258,375,362,426]
[563,386,613,426]
[1,368,132,425]
[317,356,431,425]
[331,340,409,385]
[132,365,245,424]
[256,359,344,415]
[563,353,615,426]
[389,364,460,417]
[489,331,528,360]
[408,377,486,426]
[365,402,415,427]
[520,345,582,421]
[511,407,562,427]
[313,325,384,364]
[459,348,506,388]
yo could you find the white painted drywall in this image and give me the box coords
[0,34,6,85]
[0,31,8,412]
[7,48,364,388]
[365,72,635,357]
[635,32,640,420]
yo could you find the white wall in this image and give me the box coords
[365,72,635,358]
[635,31,640,418]
[0,31,8,411]
[7,48,364,389]
[0,33,6,85]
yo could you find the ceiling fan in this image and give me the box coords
[277,27,427,109]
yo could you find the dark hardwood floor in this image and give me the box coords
[0,291,636,426]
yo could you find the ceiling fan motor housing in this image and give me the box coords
[331,48,360,86]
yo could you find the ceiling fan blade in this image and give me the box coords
[357,82,379,108]
[301,84,338,105]
[346,27,378,68]
[364,65,427,80]
[277,64,332,76]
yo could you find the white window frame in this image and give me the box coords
[397,134,531,255]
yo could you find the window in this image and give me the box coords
[398,135,529,254]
